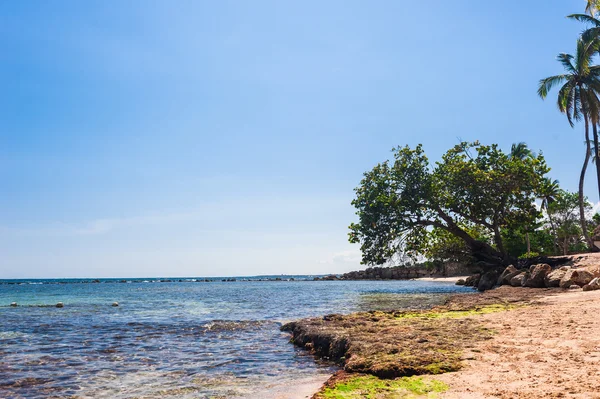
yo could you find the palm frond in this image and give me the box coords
[567,13,600,25]
[538,74,567,98]
[557,53,576,73]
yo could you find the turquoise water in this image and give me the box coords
[0,278,472,398]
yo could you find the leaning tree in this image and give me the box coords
[349,142,549,269]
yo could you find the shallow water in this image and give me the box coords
[0,278,472,398]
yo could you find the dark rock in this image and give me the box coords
[455,279,466,286]
[56,302,64,308]
[464,274,481,287]
[10,302,17,307]
[509,273,527,287]
[524,264,552,288]
[497,265,520,286]
[477,271,499,292]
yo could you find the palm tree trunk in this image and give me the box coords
[593,123,600,201]
[579,115,593,250]
[526,232,531,256]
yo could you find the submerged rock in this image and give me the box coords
[524,264,551,288]
[497,265,520,286]
[10,302,17,307]
[56,302,64,308]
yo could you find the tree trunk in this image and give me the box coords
[579,115,594,250]
[526,232,531,256]
[594,123,600,201]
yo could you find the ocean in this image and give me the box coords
[0,278,472,398]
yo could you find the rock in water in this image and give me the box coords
[497,265,520,286]
[477,271,499,292]
[545,269,567,288]
[524,264,552,288]
[56,302,64,308]
[464,274,481,287]
[112,302,119,307]
[455,279,466,286]
[559,269,594,288]
[510,273,527,287]
[10,302,17,307]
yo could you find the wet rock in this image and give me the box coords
[455,279,466,286]
[497,265,520,286]
[524,264,552,288]
[559,269,595,288]
[10,302,17,307]
[509,273,527,287]
[545,269,567,288]
[478,271,499,292]
[112,302,119,307]
[464,274,481,287]
[56,302,64,308]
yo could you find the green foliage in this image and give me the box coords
[546,189,590,255]
[349,142,549,265]
[518,251,540,259]
[318,375,448,399]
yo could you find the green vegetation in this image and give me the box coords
[346,3,600,268]
[316,375,447,399]
[349,142,549,267]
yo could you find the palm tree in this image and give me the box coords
[538,37,600,250]
[567,13,600,200]
[586,0,600,16]
[539,177,560,212]
[538,177,561,253]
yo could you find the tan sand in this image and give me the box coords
[436,287,600,399]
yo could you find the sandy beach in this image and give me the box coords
[436,287,600,398]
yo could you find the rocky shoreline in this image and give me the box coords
[283,253,600,398]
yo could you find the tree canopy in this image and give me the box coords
[349,142,549,268]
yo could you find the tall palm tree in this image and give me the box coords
[538,37,600,250]
[567,13,600,200]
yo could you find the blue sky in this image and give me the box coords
[0,0,594,278]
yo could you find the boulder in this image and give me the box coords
[545,269,567,288]
[583,277,600,292]
[524,264,552,288]
[497,265,520,286]
[10,302,17,307]
[464,274,481,287]
[568,285,582,290]
[56,302,64,308]
[455,279,466,286]
[478,271,499,292]
[112,302,119,307]
[510,272,527,287]
[559,269,595,288]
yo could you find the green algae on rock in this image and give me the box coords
[315,374,447,399]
